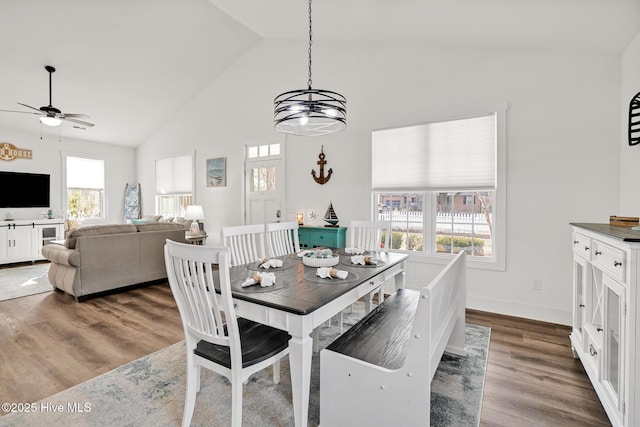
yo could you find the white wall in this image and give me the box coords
[137,39,621,324]
[0,128,136,223]
[621,32,640,214]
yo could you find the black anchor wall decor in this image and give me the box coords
[311,145,332,185]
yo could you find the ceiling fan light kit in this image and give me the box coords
[0,65,95,129]
[274,0,346,137]
[40,116,62,127]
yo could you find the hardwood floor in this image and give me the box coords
[467,309,610,426]
[0,284,183,410]
[0,284,611,425]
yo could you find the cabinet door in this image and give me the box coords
[587,268,604,333]
[602,274,625,421]
[8,225,33,261]
[298,228,312,248]
[573,255,590,347]
[34,224,63,259]
[0,226,8,261]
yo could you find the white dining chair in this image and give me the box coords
[221,224,266,266]
[164,240,291,427]
[349,220,392,312]
[265,221,300,257]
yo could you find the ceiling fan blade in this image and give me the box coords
[62,117,95,127]
[62,113,90,119]
[17,102,44,113]
[0,109,41,115]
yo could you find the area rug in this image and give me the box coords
[0,262,52,302]
[0,305,490,427]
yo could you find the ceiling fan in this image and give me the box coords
[0,65,95,128]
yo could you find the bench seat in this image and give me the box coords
[325,288,420,370]
[320,251,467,427]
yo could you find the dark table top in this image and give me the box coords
[571,223,640,242]
[226,251,408,315]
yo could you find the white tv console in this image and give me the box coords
[0,219,64,265]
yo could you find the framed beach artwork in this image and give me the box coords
[206,157,226,187]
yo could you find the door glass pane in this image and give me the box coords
[250,167,277,192]
[590,276,603,328]
[606,287,620,398]
[576,262,583,335]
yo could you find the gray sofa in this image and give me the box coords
[42,222,187,301]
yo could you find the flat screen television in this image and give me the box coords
[0,171,50,208]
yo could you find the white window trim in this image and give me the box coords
[61,151,107,224]
[371,105,507,272]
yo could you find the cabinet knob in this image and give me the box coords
[579,304,585,308]
[584,246,589,251]
[594,250,601,255]
[597,327,603,332]
[589,345,598,357]
[573,240,579,244]
[614,261,622,267]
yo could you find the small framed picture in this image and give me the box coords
[206,157,226,187]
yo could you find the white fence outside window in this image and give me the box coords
[379,210,492,237]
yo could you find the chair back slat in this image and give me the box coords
[164,241,238,348]
[266,221,300,257]
[349,220,392,251]
[221,224,266,266]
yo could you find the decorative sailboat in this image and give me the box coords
[324,201,339,227]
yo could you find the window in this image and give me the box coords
[246,142,281,193]
[372,108,506,270]
[65,155,105,221]
[155,153,194,218]
[247,143,280,159]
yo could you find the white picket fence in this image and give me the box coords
[378,210,492,237]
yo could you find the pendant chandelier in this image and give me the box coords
[274,0,346,137]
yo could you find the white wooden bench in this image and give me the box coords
[319,251,466,427]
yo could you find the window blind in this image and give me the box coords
[67,156,104,189]
[155,154,193,194]
[372,114,496,191]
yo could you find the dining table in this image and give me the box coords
[227,249,408,427]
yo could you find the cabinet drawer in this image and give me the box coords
[592,240,626,283]
[572,232,592,260]
[358,276,385,299]
[584,327,601,380]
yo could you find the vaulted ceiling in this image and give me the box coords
[1,0,638,147]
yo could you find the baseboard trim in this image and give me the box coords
[467,294,572,326]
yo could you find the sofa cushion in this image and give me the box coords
[135,222,186,232]
[141,214,163,222]
[172,217,193,229]
[65,224,138,249]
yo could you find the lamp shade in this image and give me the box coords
[185,205,204,221]
[40,116,62,127]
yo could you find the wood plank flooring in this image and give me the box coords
[467,309,610,426]
[0,284,611,425]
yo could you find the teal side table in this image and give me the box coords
[298,226,347,249]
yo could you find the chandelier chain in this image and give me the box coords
[307,0,313,89]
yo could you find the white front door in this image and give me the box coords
[244,140,285,225]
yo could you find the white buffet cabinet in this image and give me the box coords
[571,223,640,427]
[0,219,64,265]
